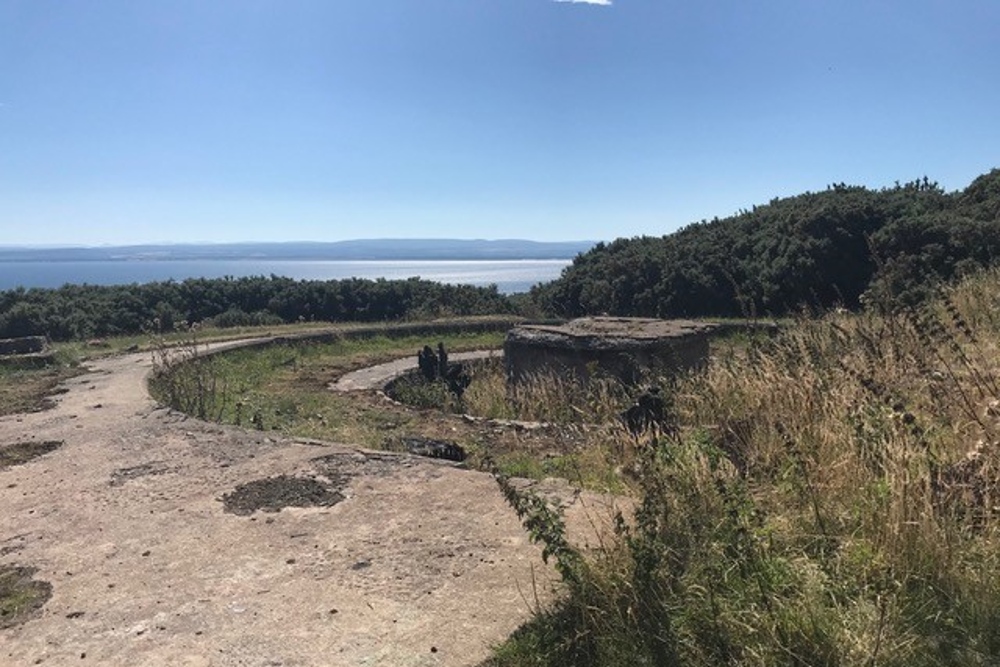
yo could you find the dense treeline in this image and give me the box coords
[532,169,1000,317]
[0,276,514,341]
[5,170,998,340]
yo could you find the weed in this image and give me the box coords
[0,345,83,416]
[0,566,52,629]
[148,322,231,421]
[0,440,63,470]
[492,268,1000,665]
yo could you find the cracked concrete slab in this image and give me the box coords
[0,345,605,667]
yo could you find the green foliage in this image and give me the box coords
[533,170,1000,318]
[0,566,52,630]
[494,267,1000,666]
[148,326,231,422]
[493,463,585,588]
[387,374,457,410]
[0,275,516,341]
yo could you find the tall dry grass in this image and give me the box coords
[490,268,1000,667]
[462,357,636,425]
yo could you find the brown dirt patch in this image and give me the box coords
[221,474,347,515]
[0,440,63,470]
[0,566,52,629]
[0,366,82,417]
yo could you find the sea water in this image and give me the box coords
[0,259,571,294]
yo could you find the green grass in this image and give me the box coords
[149,329,507,449]
[0,353,83,417]
[0,567,52,630]
[146,323,651,486]
[0,321,356,417]
[147,318,748,488]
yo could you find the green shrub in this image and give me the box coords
[493,268,1000,666]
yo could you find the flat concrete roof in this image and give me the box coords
[507,317,717,350]
[512,317,716,339]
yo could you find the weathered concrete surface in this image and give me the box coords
[0,347,615,667]
[331,350,497,393]
[505,317,717,385]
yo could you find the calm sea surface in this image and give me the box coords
[0,259,570,295]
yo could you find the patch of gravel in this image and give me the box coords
[221,474,347,515]
[0,566,52,629]
[0,440,63,470]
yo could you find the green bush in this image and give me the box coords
[493,267,1000,666]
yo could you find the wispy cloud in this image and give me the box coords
[554,0,612,5]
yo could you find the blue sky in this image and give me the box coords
[1,0,998,246]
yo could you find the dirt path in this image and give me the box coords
[0,348,610,667]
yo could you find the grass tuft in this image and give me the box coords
[0,567,52,630]
[489,268,1000,666]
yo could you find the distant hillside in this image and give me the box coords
[0,239,597,262]
[533,169,1000,317]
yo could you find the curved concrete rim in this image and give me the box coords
[331,349,501,393]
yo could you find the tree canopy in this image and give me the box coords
[532,169,1000,318]
[0,276,514,341]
